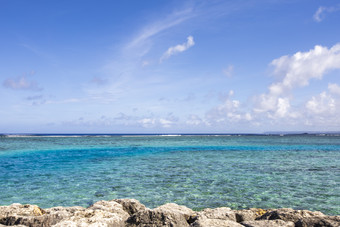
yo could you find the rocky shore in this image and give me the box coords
[0,199,339,227]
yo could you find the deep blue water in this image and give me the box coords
[0,134,339,215]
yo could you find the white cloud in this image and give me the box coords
[306,92,335,115]
[206,90,252,124]
[255,43,340,118]
[3,75,42,91]
[127,8,194,49]
[139,118,156,128]
[328,83,340,95]
[159,118,173,128]
[313,5,340,22]
[186,114,206,126]
[160,36,195,62]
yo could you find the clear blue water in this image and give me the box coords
[0,134,339,215]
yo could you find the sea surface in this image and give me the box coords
[0,134,339,215]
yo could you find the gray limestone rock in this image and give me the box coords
[295,215,340,227]
[235,208,269,222]
[0,201,339,227]
[53,200,129,227]
[0,203,69,227]
[113,199,147,216]
[190,217,243,227]
[241,219,295,227]
[257,208,325,223]
[126,203,195,227]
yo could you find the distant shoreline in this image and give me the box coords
[2,132,340,137]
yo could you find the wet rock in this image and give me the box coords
[295,215,340,227]
[114,199,147,216]
[241,219,295,227]
[126,203,195,227]
[257,208,325,223]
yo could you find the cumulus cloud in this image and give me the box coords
[160,36,195,62]
[255,43,340,118]
[206,90,252,124]
[139,118,156,128]
[3,75,42,91]
[313,5,340,22]
[306,92,335,115]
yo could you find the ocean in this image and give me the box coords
[0,134,339,215]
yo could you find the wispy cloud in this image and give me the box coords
[223,64,234,77]
[3,75,43,91]
[313,5,340,22]
[90,76,108,86]
[160,36,195,62]
[127,8,194,49]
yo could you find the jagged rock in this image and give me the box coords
[257,208,325,223]
[190,217,243,227]
[0,224,26,227]
[53,200,129,227]
[241,219,295,227]
[197,207,236,221]
[53,209,128,227]
[0,201,339,227]
[155,203,196,222]
[235,208,268,222]
[189,207,241,227]
[295,215,340,227]
[126,203,195,227]
[114,199,147,216]
[89,200,129,216]
[0,203,59,226]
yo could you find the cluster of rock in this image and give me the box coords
[0,199,339,227]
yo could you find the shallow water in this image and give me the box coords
[0,134,339,215]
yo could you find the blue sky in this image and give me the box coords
[1,0,340,133]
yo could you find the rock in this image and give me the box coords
[0,200,338,227]
[114,199,147,215]
[44,206,86,225]
[126,203,196,227]
[0,203,50,226]
[53,209,128,227]
[295,215,340,227]
[257,208,325,223]
[197,207,236,221]
[241,219,295,227]
[89,200,129,216]
[189,207,241,227]
[235,208,268,222]
[190,217,243,227]
[53,200,129,227]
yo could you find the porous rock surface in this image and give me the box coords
[0,199,338,227]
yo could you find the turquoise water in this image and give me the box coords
[0,135,339,215]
